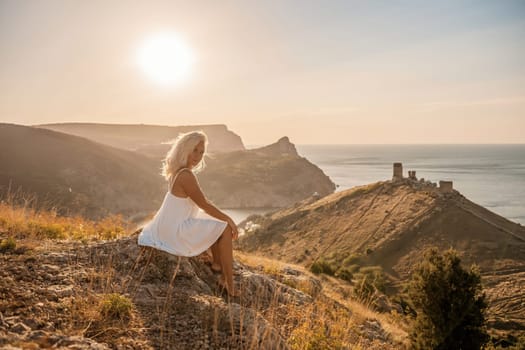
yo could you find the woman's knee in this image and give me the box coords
[221,226,232,240]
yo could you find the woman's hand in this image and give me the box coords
[228,219,239,240]
[179,171,240,240]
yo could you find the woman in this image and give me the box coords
[138,131,239,297]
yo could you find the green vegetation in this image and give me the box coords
[310,259,336,275]
[408,248,488,349]
[99,293,133,321]
[353,266,385,301]
[310,253,380,287]
[0,237,16,253]
[334,267,354,282]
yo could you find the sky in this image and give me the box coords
[1,0,524,145]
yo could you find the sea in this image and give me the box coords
[226,145,525,225]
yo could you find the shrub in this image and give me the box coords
[310,259,336,276]
[335,267,353,282]
[353,266,385,301]
[342,253,361,267]
[408,248,489,349]
[99,293,133,321]
[0,237,16,253]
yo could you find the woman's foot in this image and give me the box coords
[217,276,240,298]
[210,263,222,273]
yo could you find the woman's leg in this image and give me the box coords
[217,226,237,296]
[210,241,221,271]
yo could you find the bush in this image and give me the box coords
[100,293,133,321]
[334,267,353,282]
[408,248,489,349]
[0,237,16,253]
[353,266,385,301]
[342,253,361,267]
[310,259,336,276]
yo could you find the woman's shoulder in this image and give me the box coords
[177,167,193,175]
[176,168,196,181]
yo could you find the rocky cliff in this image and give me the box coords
[198,137,336,208]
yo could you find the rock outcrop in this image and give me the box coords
[251,137,298,157]
[0,233,402,349]
[198,137,336,208]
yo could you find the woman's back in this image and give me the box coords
[138,167,227,257]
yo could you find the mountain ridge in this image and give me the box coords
[37,122,245,156]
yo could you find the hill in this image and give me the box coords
[0,123,164,220]
[1,125,334,218]
[0,205,407,349]
[37,123,245,157]
[238,175,525,336]
[198,137,336,208]
[34,124,335,209]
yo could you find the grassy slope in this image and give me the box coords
[0,203,407,349]
[238,179,525,335]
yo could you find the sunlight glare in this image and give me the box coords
[136,33,194,86]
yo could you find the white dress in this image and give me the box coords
[138,168,227,256]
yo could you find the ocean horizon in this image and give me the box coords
[229,144,525,225]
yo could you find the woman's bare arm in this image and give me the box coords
[178,170,238,238]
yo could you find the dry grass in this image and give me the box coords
[2,201,409,349]
[0,200,129,242]
[0,199,146,346]
[320,273,409,346]
[236,251,409,348]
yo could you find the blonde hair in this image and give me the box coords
[161,130,208,180]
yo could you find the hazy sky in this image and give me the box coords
[1,0,524,145]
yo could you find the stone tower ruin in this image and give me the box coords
[392,162,403,181]
[439,180,453,193]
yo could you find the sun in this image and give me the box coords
[136,33,194,86]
